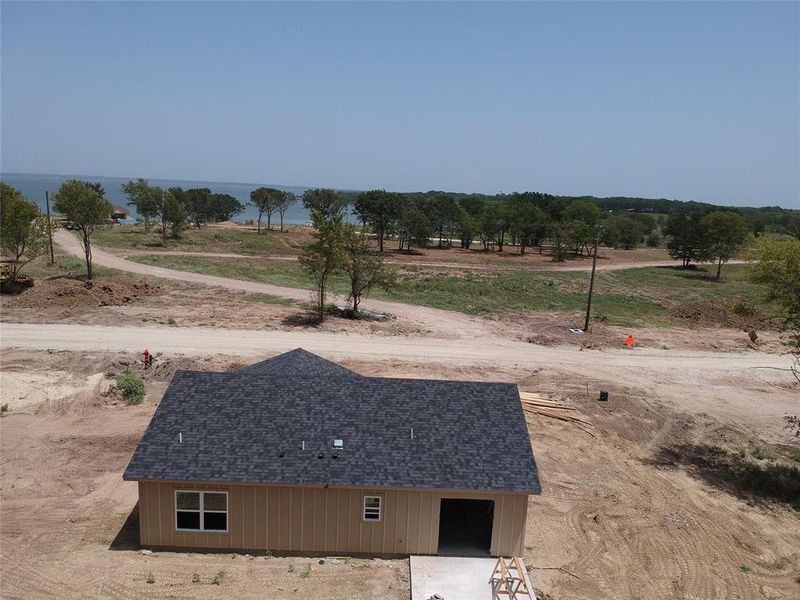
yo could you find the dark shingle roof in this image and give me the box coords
[238,348,363,379]
[124,350,540,494]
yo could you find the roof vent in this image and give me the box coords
[333,439,344,450]
[279,450,285,458]
[317,452,324,459]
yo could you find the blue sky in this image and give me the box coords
[1,1,798,207]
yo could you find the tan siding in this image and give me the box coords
[137,481,530,557]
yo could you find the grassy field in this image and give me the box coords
[129,254,769,327]
[21,253,118,280]
[89,223,306,255]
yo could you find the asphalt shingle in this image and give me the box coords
[123,349,541,494]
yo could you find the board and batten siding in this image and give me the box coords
[138,481,529,556]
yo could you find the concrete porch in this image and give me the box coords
[410,556,537,600]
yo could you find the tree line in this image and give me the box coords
[2,178,798,287]
[342,188,796,280]
[349,189,666,258]
[123,179,300,237]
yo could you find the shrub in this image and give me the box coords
[192,573,200,584]
[751,447,767,460]
[739,564,751,574]
[0,403,8,414]
[115,371,145,405]
[646,232,661,248]
[146,571,155,584]
[212,570,226,585]
[790,449,800,463]
[730,300,757,317]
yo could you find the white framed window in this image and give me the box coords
[363,495,382,521]
[175,490,228,532]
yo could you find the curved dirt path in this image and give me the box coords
[101,244,745,273]
[53,230,495,337]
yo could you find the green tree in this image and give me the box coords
[183,188,212,228]
[162,191,188,240]
[665,213,711,267]
[455,205,479,249]
[250,187,283,233]
[749,237,800,348]
[122,178,159,231]
[428,194,459,248]
[276,191,297,232]
[480,202,511,252]
[786,215,800,241]
[53,179,112,280]
[749,237,800,431]
[508,196,547,255]
[701,211,750,280]
[208,193,245,222]
[564,200,601,255]
[298,212,344,322]
[353,190,401,252]
[302,189,348,223]
[396,199,432,252]
[604,215,646,250]
[340,224,396,314]
[0,182,48,282]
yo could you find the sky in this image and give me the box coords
[1,1,798,207]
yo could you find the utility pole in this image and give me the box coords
[583,229,601,332]
[45,190,55,264]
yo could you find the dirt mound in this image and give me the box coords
[671,299,764,330]
[3,276,161,310]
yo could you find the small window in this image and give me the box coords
[176,490,228,532]
[363,495,382,521]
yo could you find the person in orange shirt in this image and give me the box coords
[625,335,636,348]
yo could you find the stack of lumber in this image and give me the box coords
[519,391,594,436]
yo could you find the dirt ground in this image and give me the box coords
[1,272,786,354]
[0,276,429,337]
[1,349,798,600]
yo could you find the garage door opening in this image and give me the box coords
[437,499,494,557]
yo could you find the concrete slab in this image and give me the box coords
[410,556,537,600]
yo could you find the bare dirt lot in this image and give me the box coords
[1,349,798,600]
[0,275,429,337]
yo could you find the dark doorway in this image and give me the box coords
[437,499,494,556]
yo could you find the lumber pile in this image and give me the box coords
[519,391,594,436]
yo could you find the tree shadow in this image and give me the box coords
[644,443,800,507]
[109,502,141,551]
[281,310,322,327]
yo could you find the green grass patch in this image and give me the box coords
[244,293,295,307]
[89,223,301,255]
[20,253,118,280]
[127,255,769,328]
